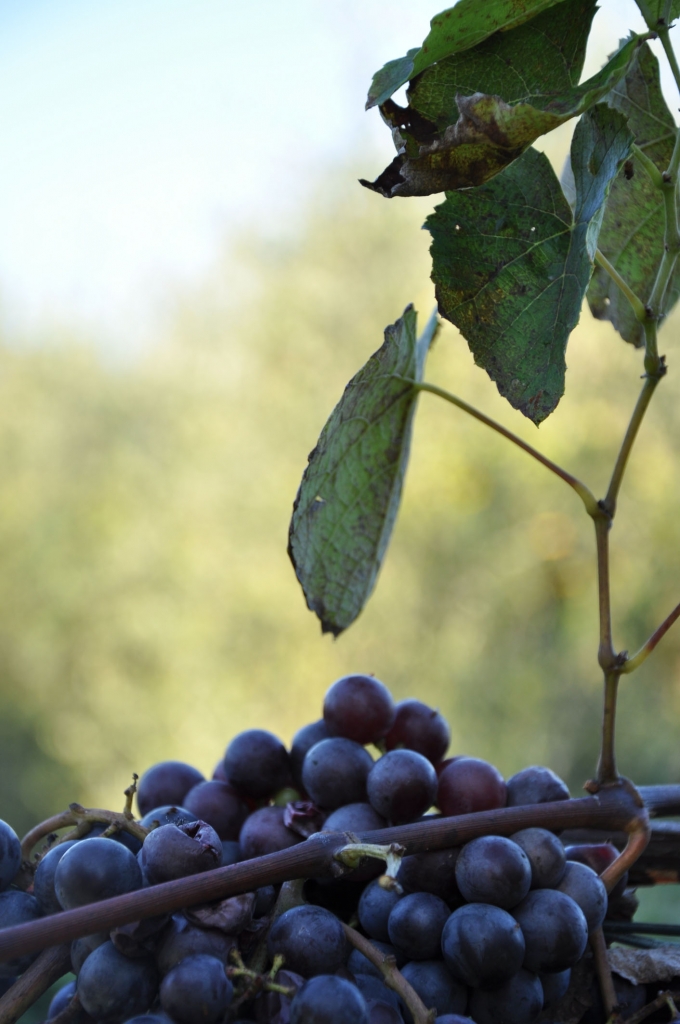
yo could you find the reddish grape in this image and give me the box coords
[384,699,450,764]
[565,842,627,899]
[182,781,248,841]
[323,675,395,745]
[437,756,506,816]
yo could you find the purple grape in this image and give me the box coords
[54,837,142,910]
[302,738,374,809]
[555,861,607,933]
[140,821,221,884]
[137,761,204,817]
[385,699,450,763]
[0,820,21,892]
[159,953,232,1023]
[455,836,531,909]
[367,750,437,824]
[290,975,369,1024]
[46,979,76,1019]
[437,757,506,816]
[34,840,78,914]
[397,848,463,907]
[510,828,566,889]
[469,969,543,1024]
[323,674,396,745]
[71,932,108,975]
[291,719,330,791]
[77,940,158,1021]
[155,914,236,975]
[387,892,450,960]
[139,805,198,829]
[512,889,588,972]
[400,961,467,1021]
[267,905,348,977]
[220,840,242,865]
[323,802,387,880]
[223,729,291,799]
[182,780,248,840]
[505,766,569,806]
[358,878,403,942]
[239,805,303,859]
[441,902,525,988]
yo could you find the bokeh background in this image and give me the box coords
[1,0,679,870]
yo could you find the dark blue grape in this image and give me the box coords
[254,884,277,917]
[182,780,248,840]
[352,973,401,1013]
[239,806,302,859]
[358,878,403,942]
[34,840,78,914]
[367,750,437,824]
[455,836,531,908]
[251,967,304,1022]
[77,940,158,1021]
[397,848,462,907]
[0,891,43,976]
[555,861,607,933]
[137,761,205,817]
[47,979,76,1018]
[139,805,198,829]
[401,960,467,1022]
[71,932,108,974]
[387,892,450,960]
[0,820,21,892]
[323,803,387,881]
[510,828,566,889]
[348,941,406,978]
[291,719,331,791]
[290,975,369,1024]
[512,889,588,972]
[155,914,236,975]
[540,968,571,1008]
[366,1002,403,1024]
[469,969,543,1024]
[323,675,395,745]
[54,837,142,909]
[434,1017,476,1024]
[83,822,142,855]
[441,902,525,989]
[159,953,232,1023]
[223,729,291,799]
[267,905,348,977]
[505,766,569,806]
[140,821,221,884]
[302,739,374,809]
[220,840,241,866]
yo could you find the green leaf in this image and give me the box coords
[425,106,632,423]
[366,0,571,108]
[588,43,679,345]
[644,0,680,24]
[362,32,641,197]
[288,307,438,636]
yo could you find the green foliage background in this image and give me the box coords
[1,166,680,838]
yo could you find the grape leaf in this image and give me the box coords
[645,0,680,23]
[588,43,679,345]
[366,0,572,108]
[425,105,633,423]
[288,307,438,636]
[362,32,641,197]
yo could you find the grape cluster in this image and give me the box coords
[0,674,635,1024]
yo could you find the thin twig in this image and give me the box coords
[595,249,647,321]
[622,989,680,1024]
[591,926,618,1020]
[621,599,680,673]
[603,374,664,519]
[0,944,70,1024]
[342,924,435,1024]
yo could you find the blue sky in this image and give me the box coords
[0,0,673,346]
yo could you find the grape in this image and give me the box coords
[155,914,236,975]
[323,802,387,880]
[239,805,303,859]
[347,941,406,978]
[33,840,78,914]
[302,738,374,809]
[455,835,531,908]
[566,842,627,899]
[46,979,76,1018]
[554,861,607,933]
[540,967,571,1008]
[400,960,467,1018]
[220,839,242,865]
[304,876,368,922]
[159,953,233,1023]
[384,699,450,764]
[366,1002,403,1024]
[367,750,437,823]
[510,828,566,889]
[71,932,108,974]
[505,766,569,806]
[437,757,506,817]
[77,940,158,1022]
[223,729,291,799]
[252,967,304,1022]
[468,969,543,1024]
[139,805,198,829]
[434,1018,476,1024]
[182,780,248,840]
[353,972,402,1013]
[137,761,205,817]
[441,902,525,988]
[254,884,277,917]
[397,848,463,907]
[387,892,450,960]
[140,821,221,885]
[267,905,348,977]
[55,836,143,910]
[0,820,21,892]
[512,889,588,972]
[291,719,330,790]
[323,674,395,745]
[290,975,369,1024]
[83,821,142,855]
[358,878,403,942]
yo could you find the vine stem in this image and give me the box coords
[602,372,664,519]
[621,599,680,672]
[409,381,599,515]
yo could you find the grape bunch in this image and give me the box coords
[0,674,637,1024]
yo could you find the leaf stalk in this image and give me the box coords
[595,249,647,322]
[621,598,680,673]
